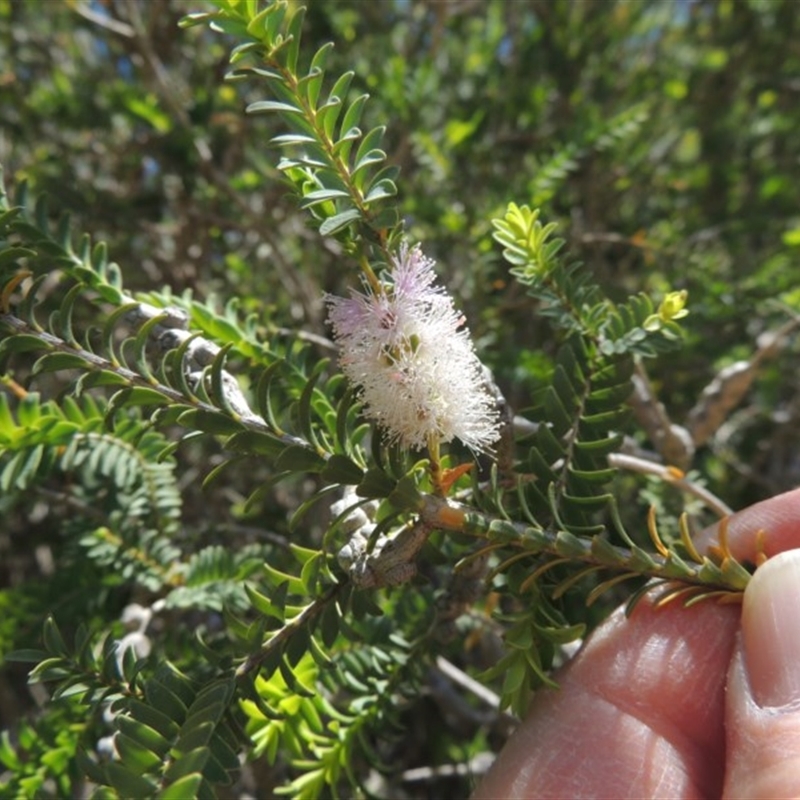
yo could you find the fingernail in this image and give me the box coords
[742,549,800,708]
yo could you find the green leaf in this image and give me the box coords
[30,351,88,375]
[1,445,45,490]
[144,681,188,725]
[42,616,69,657]
[107,386,170,416]
[353,125,385,170]
[319,208,362,236]
[247,99,304,115]
[338,94,369,143]
[116,715,171,758]
[225,429,286,457]
[29,656,71,682]
[156,773,204,800]
[284,4,307,75]
[320,602,340,649]
[104,762,158,797]
[364,179,397,204]
[0,333,47,361]
[320,453,364,484]
[74,369,130,394]
[163,746,210,784]
[114,732,164,773]
[353,148,386,175]
[299,188,351,208]
[4,648,48,663]
[0,245,37,267]
[357,468,396,498]
[173,720,217,757]
[275,445,325,472]
[245,583,285,622]
[126,699,181,741]
[320,72,354,138]
[263,562,307,596]
[177,409,243,436]
[0,731,21,771]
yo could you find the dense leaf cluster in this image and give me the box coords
[1,1,798,798]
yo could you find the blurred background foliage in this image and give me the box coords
[1,0,800,796]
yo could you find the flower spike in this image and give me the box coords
[327,243,501,454]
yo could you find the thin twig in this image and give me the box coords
[607,452,733,518]
[401,752,496,783]
[629,360,694,469]
[687,316,800,447]
[435,656,509,716]
[72,2,135,38]
[235,583,343,678]
[0,312,312,452]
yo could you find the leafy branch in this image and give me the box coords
[0,2,771,797]
[181,0,401,261]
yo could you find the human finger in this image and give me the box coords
[723,549,800,799]
[473,597,740,799]
[475,489,800,799]
[693,486,800,563]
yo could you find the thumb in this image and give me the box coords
[724,549,800,799]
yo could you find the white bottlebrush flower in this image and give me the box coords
[326,244,500,453]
